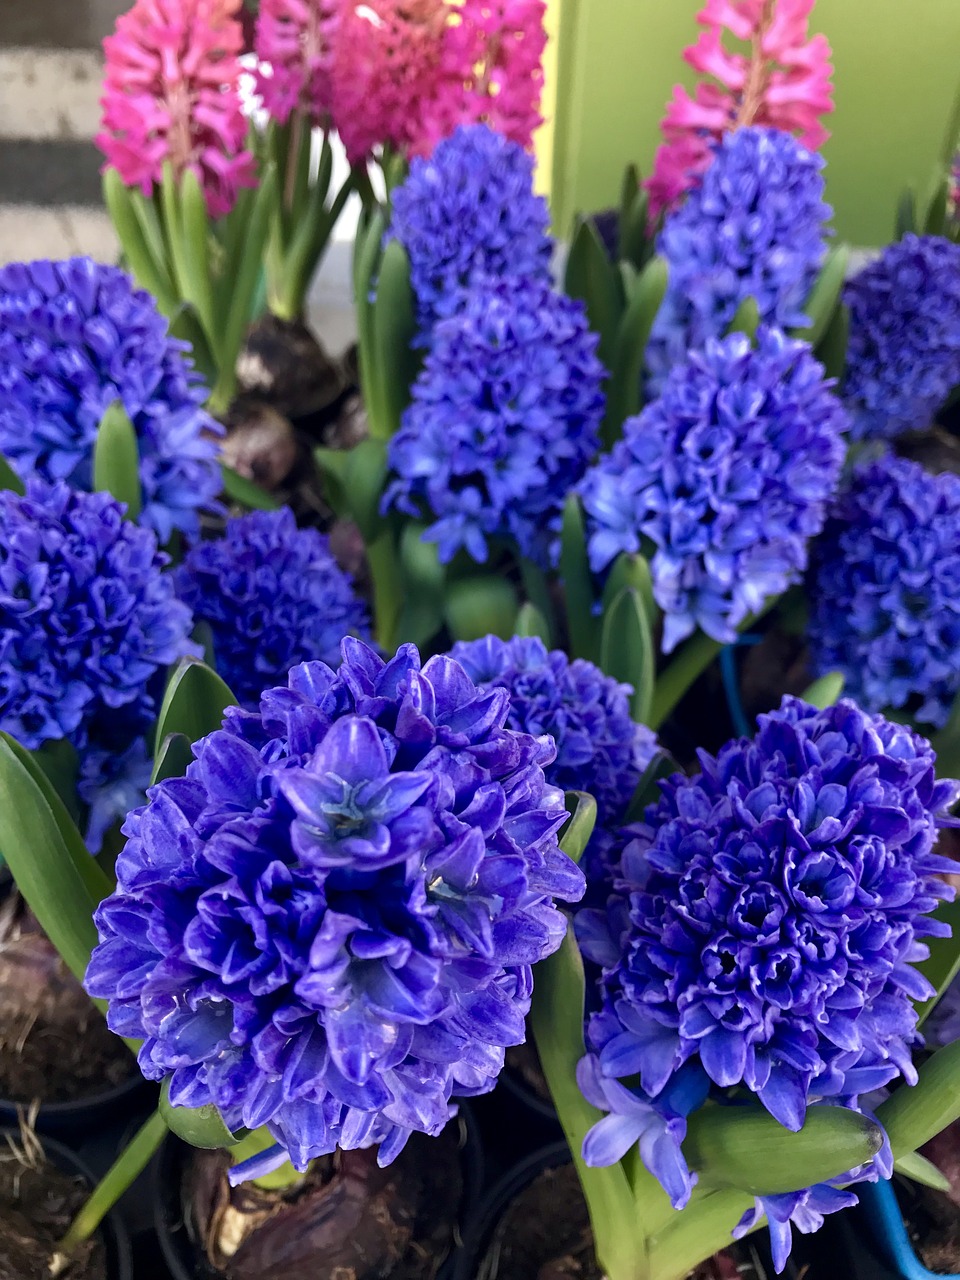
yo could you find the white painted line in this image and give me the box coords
[0,48,102,142]
[0,205,117,264]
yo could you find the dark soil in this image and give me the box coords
[0,900,134,1106]
[184,1122,466,1280]
[474,1162,768,1280]
[897,1120,960,1274]
[0,1134,106,1280]
[504,1043,552,1107]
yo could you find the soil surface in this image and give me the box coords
[504,1043,552,1108]
[0,899,134,1106]
[898,1121,960,1274]
[184,1121,465,1280]
[473,1162,768,1280]
[0,1135,106,1280]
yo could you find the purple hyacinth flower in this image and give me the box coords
[86,639,584,1171]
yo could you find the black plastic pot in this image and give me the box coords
[0,1073,155,1141]
[155,1105,485,1280]
[0,1128,133,1280]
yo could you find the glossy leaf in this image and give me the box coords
[103,169,177,315]
[396,523,446,648]
[160,1078,244,1149]
[792,243,850,349]
[179,168,218,356]
[444,575,518,642]
[603,255,668,446]
[894,1151,951,1192]
[559,792,597,866]
[93,402,142,519]
[344,437,389,542]
[565,219,623,368]
[159,161,189,297]
[313,446,350,519]
[151,732,195,787]
[877,1040,960,1158]
[220,164,278,390]
[896,187,918,240]
[801,672,845,709]
[685,1103,882,1196]
[600,586,655,725]
[516,602,551,643]
[371,238,419,439]
[560,495,600,663]
[601,552,655,624]
[623,749,680,823]
[221,464,281,511]
[0,455,24,496]
[0,733,110,991]
[816,301,850,383]
[925,173,951,237]
[153,658,238,758]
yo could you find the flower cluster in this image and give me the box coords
[254,0,337,126]
[86,640,583,1169]
[98,0,256,217]
[842,235,960,440]
[0,258,222,544]
[580,328,847,652]
[647,0,834,219]
[807,454,960,729]
[647,126,831,392]
[384,275,605,567]
[389,124,552,333]
[576,697,959,1214]
[0,480,194,758]
[450,635,658,824]
[175,507,370,708]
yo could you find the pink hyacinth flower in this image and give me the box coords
[646,0,834,220]
[254,0,338,126]
[98,0,257,218]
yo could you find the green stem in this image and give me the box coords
[518,557,557,646]
[51,1109,167,1274]
[367,530,402,652]
[649,631,722,731]
[646,1188,758,1280]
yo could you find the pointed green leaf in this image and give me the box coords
[0,733,111,990]
[93,402,142,518]
[601,553,656,624]
[685,1103,882,1196]
[877,1040,960,1158]
[353,207,387,431]
[396,523,446,647]
[154,658,238,758]
[160,1078,244,1149]
[103,169,178,314]
[151,733,195,787]
[914,898,960,1028]
[516,602,551,643]
[128,188,177,305]
[894,1151,951,1192]
[560,495,600,663]
[221,464,281,511]
[159,161,189,297]
[620,188,653,272]
[925,172,951,237]
[896,187,918,240]
[33,738,81,823]
[801,672,845,709]
[444,575,518,642]
[313,445,351,519]
[344,437,389,542]
[600,587,655,725]
[726,296,761,342]
[816,301,850,383]
[932,685,960,781]
[371,239,419,439]
[623,749,680,823]
[618,163,641,232]
[0,455,24,496]
[219,164,278,400]
[168,303,218,388]
[603,255,669,447]
[565,219,624,368]
[791,244,850,349]
[179,168,218,357]
[559,792,597,865]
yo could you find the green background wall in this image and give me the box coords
[550,0,960,246]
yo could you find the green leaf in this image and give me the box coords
[685,1103,882,1197]
[600,587,655,725]
[160,1078,244,1149]
[559,792,597,865]
[353,207,387,430]
[344,437,389,543]
[0,733,111,991]
[894,1151,951,1192]
[313,446,351,519]
[602,255,669,447]
[896,187,918,239]
[154,658,238,758]
[516,602,551,643]
[179,168,218,359]
[151,733,195,787]
[801,672,845,709]
[168,303,218,388]
[529,919,645,1280]
[217,165,278,411]
[370,239,419,439]
[444,575,519,642]
[816,301,850,383]
[221,464,281,511]
[93,402,142,519]
[33,738,81,823]
[913,897,960,1028]
[618,163,640,233]
[932,686,960,781]
[396,523,446,648]
[560,495,600,663]
[159,161,189,298]
[791,244,850,349]
[725,296,761,342]
[103,169,178,315]
[878,1040,960,1159]
[0,455,24,496]
[601,553,655,623]
[564,219,624,368]
[925,172,951,237]
[128,189,177,306]
[623,749,679,823]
